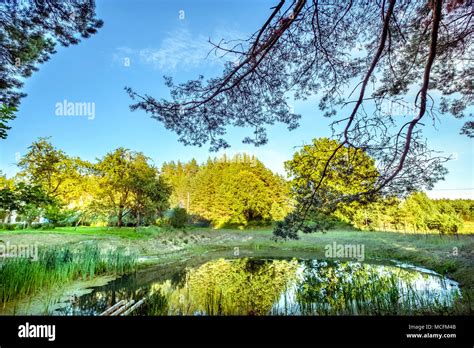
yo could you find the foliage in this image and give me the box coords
[0,182,52,225]
[427,213,463,235]
[17,137,91,202]
[126,1,470,213]
[0,104,16,139]
[3,139,472,235]
[434,198,474,221]
[94,148,171,227]
[161,159,199,209]
[275,138,379,238]
[162,154,291,227]
[332,192,465,235]
[168,207,188,229]
[43,205,77,226]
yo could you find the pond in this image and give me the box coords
[53,257,461,316]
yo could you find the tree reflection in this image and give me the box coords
[147,258,299,315]
[292,261,459,315]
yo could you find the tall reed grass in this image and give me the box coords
[0,244,137,306]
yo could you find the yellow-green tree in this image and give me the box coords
[95,148,171,227]
[275,138,379,238]
[178,154,291,227]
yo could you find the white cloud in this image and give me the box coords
[113,28,246,72]
[139,29,216,71]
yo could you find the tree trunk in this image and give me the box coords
[118,206,123,228]
[74,216,83,231]
[136,211,141,228]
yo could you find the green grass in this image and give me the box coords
[0,244,137,306]
[0,226,168,239]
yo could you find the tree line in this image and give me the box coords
[0,139,290,229]
[332,193,472,234]
[0,137,472,234]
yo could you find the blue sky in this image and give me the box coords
[0,0,472,199]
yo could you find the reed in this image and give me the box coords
[0,244,137,306]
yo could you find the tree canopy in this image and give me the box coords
[162,154,291,227]
[0,138,471,234]
[275,138,380,238]
[95,148,171,227]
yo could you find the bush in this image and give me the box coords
[40,222,55,230]
[304,211,337,232]
[188,214,211,228]
[169,207,188,228]
[44,205,77,226]
[0,223,15,230]
[427,213,463,234]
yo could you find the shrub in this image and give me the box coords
[169,207,188,228]
[427,213,463,234]
[188,214,211,228]
[43,205,79,227]
[0,223,15,230]
[308,212,337,232]
[40,222,55,230]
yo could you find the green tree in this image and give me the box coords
[129,153,171,226]
[0,104,16,139]
[275,138,379,238]
[95,148,171,227]
[168,207,188,228]
[0,182,52,225]
[402,192,436,233]
[17,138,91,203]
[188,154,290,227]
[95,148,134,227]
[161,159,199,209]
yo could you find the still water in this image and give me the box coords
[54,258,461,315]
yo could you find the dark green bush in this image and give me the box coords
[0,223,15,230]
[169,207,188,228]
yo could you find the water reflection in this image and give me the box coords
[55,258,461,316]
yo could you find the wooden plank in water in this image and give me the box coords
[120,298,146,316]
[99,300,126,316]
[110,300,135,316]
